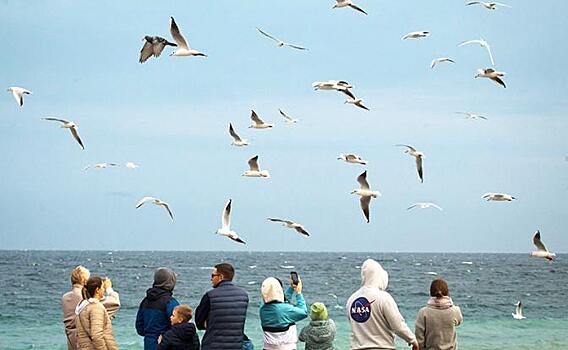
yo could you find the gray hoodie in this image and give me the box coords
[346,259,416,350]
[299,319,336,350]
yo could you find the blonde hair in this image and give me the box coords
[70,265,90,286]
[174,305,193,322]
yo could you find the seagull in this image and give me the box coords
[267,218,310,237]
[512,301,526,320]
[530,230,556,261]
[43,118,85,150]
[467,1,511,10]
[125,162,140,169]
[458,38,495,66]
[139,36,177,63]
[279,109,299,124]
[337,153,367,165]
[216,199,246,244]
[229,123,249,146]
[256,28,307,50]
[169,17,207,57]
[396,145,424,183]
[402,31,430,40]
[83,163,118,171]
[7,87,32,108]
[243,155,270,178]
[407,202,443,211]
[344,97,370,111]
[455,112,488,120]
[430,57,455,69]
[136,196,174,221]
[328,293,344,310]
[481,192,515,201]
[351,171,381,223]
[249,110,274,129]
[312,80,355,99]
[332,0,368,15]
[475,68,506,88]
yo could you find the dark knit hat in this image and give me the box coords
[153,267,177,291]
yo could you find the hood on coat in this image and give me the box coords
[261,277,284,303]
[304,320,335,344]
[170,322,195,342]
[146,286,173,301]
[153,267,177,291]
[361,258,388,290]
[75,298,99,315]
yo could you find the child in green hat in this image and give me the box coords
[299,302,336,350]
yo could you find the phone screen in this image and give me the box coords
[290,271,299,286]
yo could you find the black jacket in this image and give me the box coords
[158,322,200,350]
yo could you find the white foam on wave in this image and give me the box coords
[280,265,295,269]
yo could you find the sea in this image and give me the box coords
[0,251,566,350]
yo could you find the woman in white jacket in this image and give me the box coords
[346,259,418,350]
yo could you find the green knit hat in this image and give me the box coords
[310,302,328,321]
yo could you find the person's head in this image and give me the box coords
[170,304,193,325]
[310,302,329,321]
[153,267,177,292]
[430,279,449,298]
[70,265,90,287]
[361,259,388,291]
[82,276,104,300]
[211,263,234,287]
[261,277,284,303]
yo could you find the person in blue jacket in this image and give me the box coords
[136,267,180,350]
[260,276,308,350]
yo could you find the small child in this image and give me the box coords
[298,302,336,350]
[158,304,200,350]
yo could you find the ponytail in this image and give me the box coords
[82,276,103,300]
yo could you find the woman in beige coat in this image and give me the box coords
[75,276,119,350]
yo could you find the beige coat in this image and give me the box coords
[415,305,463,350]
[75,298,119,350]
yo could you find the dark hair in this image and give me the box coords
[82,276,103,300]
[214,263,235,281]
[430,279,449,298]
[174,305,193,322]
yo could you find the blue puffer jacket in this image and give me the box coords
[136,287,180,350]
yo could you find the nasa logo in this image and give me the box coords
[350,296,374,323]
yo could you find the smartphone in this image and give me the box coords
[290,271,299,286]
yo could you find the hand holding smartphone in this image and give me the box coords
[290,271,299,286]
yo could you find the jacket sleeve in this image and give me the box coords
[89,305,107,349]
[157,330,172,350]
[382,294,417,344]
[135,299,146,336]
[285,292,308,323]
[191,323,200,350]
[102,287,121,320]
[414,308,426,349]
[166,298,180,318]
[453,306,463,326]
[194,293,210,330]
[284,287,294,303]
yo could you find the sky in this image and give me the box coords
[0,0,566,252]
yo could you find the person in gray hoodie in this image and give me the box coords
[346,259,418,350]
[299,302,336,350]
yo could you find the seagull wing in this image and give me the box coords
[12,90,24,106]
[494,2,512,8]
[466,1,482,5]
[162,203,174,221]
[43,117,70,124]
[485,45,495,66]
[360,196,371,223]
[139,40,154,63]
[430,203,443,211]
[256,28,280,43]
[229,123,242,142]
[348,4,368,15]
[416,156,424,183]
[222,199,232,230]
[458,39,482,47]
[492,76,506,88]
[170,17,189,50]
[533,231,548,251]
[136,196,155,208]
[248,155,260,171]
[279,109,293,121]
[357,171,370,190]
[295,226,310,236]
[407,204,418,210]
[250,110,264,124]
[356,101,370,111]
[345,154,357,161]
[268,218,287,223]
[232,236,246,244]
[430,59,439,69]
[70,127,85,150]
[396,144,417,152]
[340,89,356,99]
[286,43,308,50]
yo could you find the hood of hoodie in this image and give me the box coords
[304,320,335,344]
[146,286,173,301]
[170,322,196,341]
[75,298,99,315]
[261,277,284,303]
[153,267,176,291]
[361,258,388,290]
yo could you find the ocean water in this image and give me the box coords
[0,251,566,350]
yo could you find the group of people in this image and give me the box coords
[61,259,463,350]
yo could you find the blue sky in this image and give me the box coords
[1,0,566,252]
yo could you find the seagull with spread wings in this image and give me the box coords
[83,163,118,171]
[407,202,443,211]
[332,0,368,15]
[279,109,299,124]
[396,144,424,183]
[512,301,526,320]
[459,38,495,66]
[350,171,381,223]
[312,80,356,99]
[136,196,174,221]
[475,68,506,88]
[7,87,32,107]
[530,230,556,261]
[455,112,488,120]
[229,123,249,146]
[402,31,430,40]
[344,97,370,111]
[249,110,274,129]
[256,28,307,50]
[169,17,207,57]
[467,1,511,10]
[430,57,455,69]
[481,192,515,201]
[139,36,177,63]
[338,153,368,165]
[242,155,270,178]
[216,199,246,244]
[43,118,85,150]
[267,218,310,237]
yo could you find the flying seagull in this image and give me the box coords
[249,110,274,129]
[229,123,249,146]
[402,31,430,40]
[512,301,526,320]
[467,1,511,10]
[430,57,455,69]
[455,112,488,120]
[7,87,32,107]
[475,68,506,88]
[312,80,355,99]
[459,38,495,66]
[136,196,174,221]
[337,153,368,165]
[481,192,515,201]
[344,97,370,111]
[216,199,246,244]
[267,218,310,237]
[139,36,177,63]
[351,170,381,223]
[332,0,368,15]
[407,202,443,211]
[279,109,299,124]
[83,163,118,171]
[43,118,85,150]
[256,28,307,50]
[530,230,556,261]
[125,162,140,169]
[169,17,207,57]
[396,144,424,183]
[243,155,270,178]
